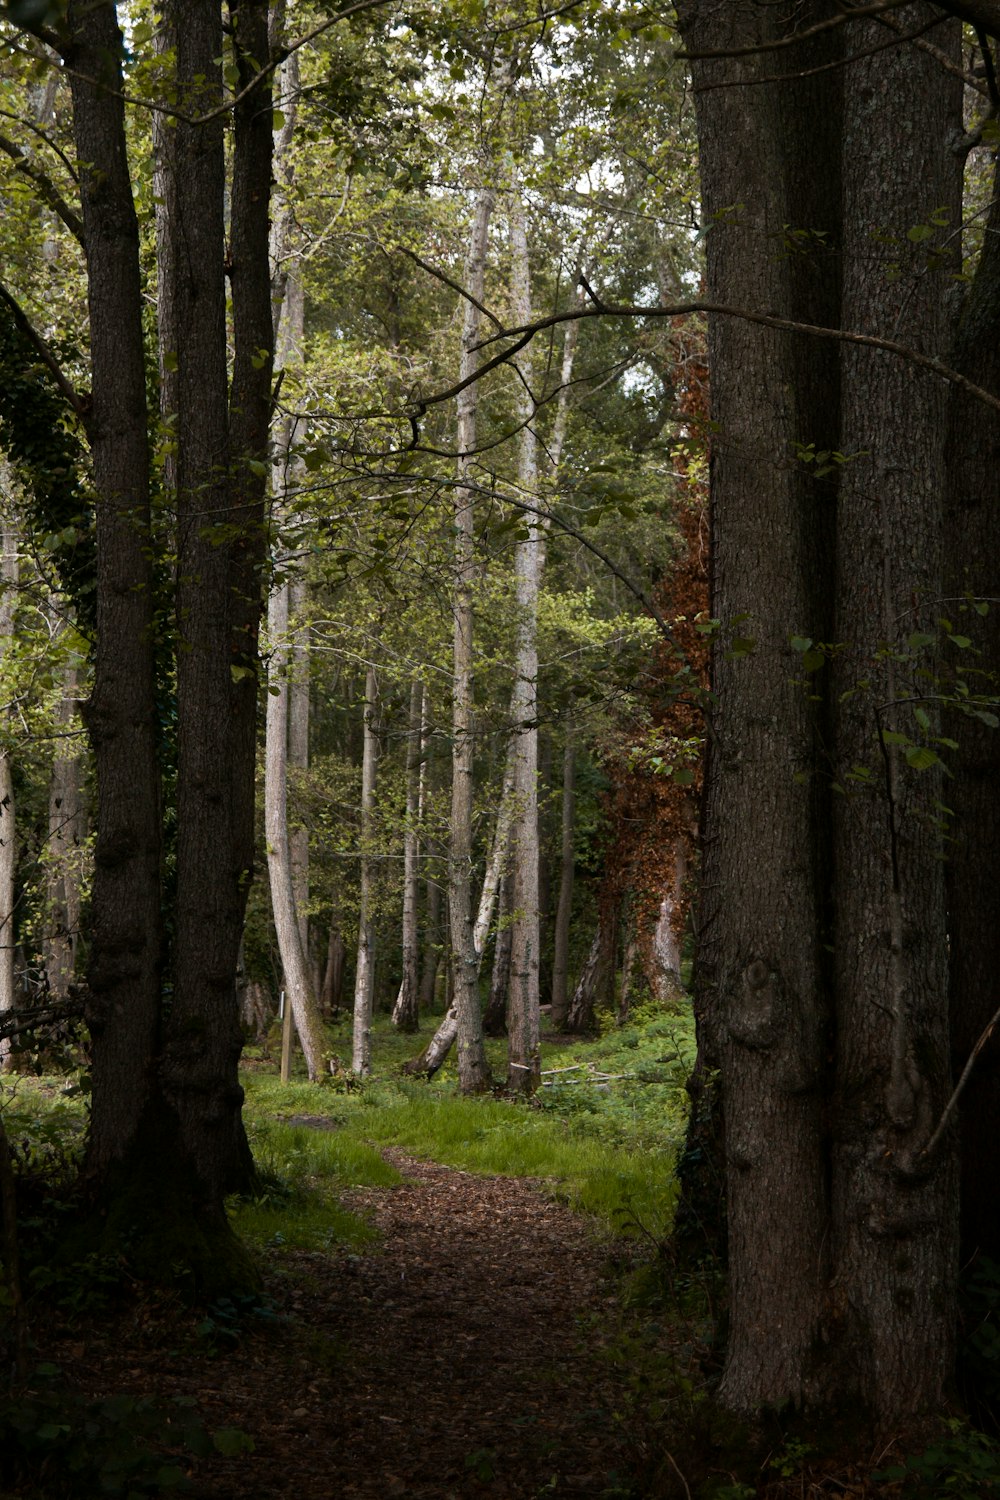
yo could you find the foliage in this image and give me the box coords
[0,1365,252,1499]
[874,1420,1000,1498]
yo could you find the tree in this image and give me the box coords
[675,0,998,1428]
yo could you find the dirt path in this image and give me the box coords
[192,1151,641,1499]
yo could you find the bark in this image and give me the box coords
[483,864,512,1037]
[352,664,379,1075]
[549,735,575,1029]
[392,678,424,1031]
[288,568,310,957]
[65,0,163,1177]
[564,908,616,1035]
[0,515,16,1067]
[505,184,542,1095]
[448,186,495,1095]
[944,156,1000,1268]
[831,8,962,1419]
[265,575,327,1079]
[678,0,841,1415]
[418,862,442,1013]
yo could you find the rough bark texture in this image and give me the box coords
[831,7,962,1419]
[0,515,16,1065]
[45,659,85,1001]
[65,0,163,1176]
[944,156,1000,1268]
[678,0,840,1415]
[483,864,512,1037]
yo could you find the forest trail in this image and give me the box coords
[174,1150,641,1499]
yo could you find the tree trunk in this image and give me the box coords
[830,9,961,1419]
[65,0,163,1179]
[352,664,379,1074]
[565,909,616,1035]
[448,186,495,1095]
[0,514,17,1067]
[418,860,442,1013]
[392,678,423,1031]
[677,0,841,1414]
[549,736,575,1029]
[265,574,327,1079]
[483,865,512,1037]
[505,184,542,1095]
[321,914,347,1014]
[944,156,1000,1269]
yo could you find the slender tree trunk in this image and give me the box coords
[830,9,961,1419]
[0,515,17,1067]
[448,186,494,1094]
[418,861,442,1013]
[321,913,346,1014]
[288,570,310,956]
[483,864,512,1037]
[392,678,424,1031]
[65,0,163,1178]
[549,735,575,1029]
[265,575,327,1079]
[506,185,542,1094]
[352,664,379,1074]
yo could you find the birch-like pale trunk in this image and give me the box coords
[288,571,310,965]
[505,185,542,1094]
[392,678,424,1031]
[265,574,327,1079]
[550,734,575,1028]
[352,663,379,1074]
[0,515,17,1066]
[447,186,495,1094]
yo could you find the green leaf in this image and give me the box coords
[672,768,695,786]
[213,1427,254,1457]
[907,224,934,243]
[913,706,931,731]
[905,746,939,771]
[907,631,935,650]
[880,729,910,746]
[790,635,813,653]
[949,634,972,648]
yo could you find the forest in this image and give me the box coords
[1,0,999,1496]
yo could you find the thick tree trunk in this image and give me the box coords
[831,8,962,1419]
[352,664,379,1074]
[549,736,575,1029]
[392,678,424,1031]
[945,159,1000,1268]
[564,908,616,1035]
[678,0,841,1415]
[0,516,16,1067]
[65,0,163,1178]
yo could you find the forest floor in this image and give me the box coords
[29,1146,660,1500]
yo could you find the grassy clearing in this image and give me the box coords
[240,997,694,1245]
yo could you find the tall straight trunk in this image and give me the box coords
[352,664,379,1074]
[419,859,442,1012]
[505,185,542,1094]
[483,862,512,1036]
[831,9,962,1418]
[678,0,841,1414]
[265,576,327,1079]
[162,0,250,1200]
[0,515,17,1066]
[549,735,575,1028]
[945,158,1000,1268]
[392,678,424,1031]
[65,0,163,1176]
[45,657,85,1000]
[288,569,310,959]
[321,914,346,1013]
[448,186,494,1094]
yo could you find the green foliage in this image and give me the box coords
[874,1420,1000,1498]
[0,1364,252,1498]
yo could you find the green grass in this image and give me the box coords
[240,996,695,1244]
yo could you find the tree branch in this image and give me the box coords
[0,280,88,416]
[0,131,84,243]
